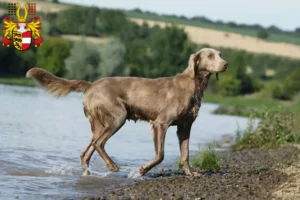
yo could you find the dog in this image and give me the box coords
[26,48,228,176]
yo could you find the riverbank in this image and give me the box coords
[96,145,300,200]
[0,77,35,87]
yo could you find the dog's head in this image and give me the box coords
[187,48,228,79]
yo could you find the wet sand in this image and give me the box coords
[93,145,300,200]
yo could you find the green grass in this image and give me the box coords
[190,144,221,171]
[232,105,300,150]
[125,11,300,45]
[0,77,35,87]
[204,92,282,109]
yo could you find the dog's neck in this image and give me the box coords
[192,71,211,101]
[186,71,211,120]
[196,71,211,93]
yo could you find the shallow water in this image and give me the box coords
[0,84,251,199]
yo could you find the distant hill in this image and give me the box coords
[130,18,300,59]
[125,9,300,45]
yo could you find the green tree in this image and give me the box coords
[215,75,241,96]
[97,38,127,77]
[65,37,127,81]
[149,26,195,77]
[65,38,100,81]
[257,29,269,39]
[0,47,36,76]
[36,37,70,76]
[122,39,151,77]
[98,10,128,35]
[55,7,100,36]
[283,68,300,97]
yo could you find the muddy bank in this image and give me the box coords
[96,146,300,200]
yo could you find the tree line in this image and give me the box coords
[0,6,300,100]
[130,8,300,40]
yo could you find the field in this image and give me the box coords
[126,11,300,45]
[130,18,300,59]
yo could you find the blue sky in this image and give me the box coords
[61,0,299,31]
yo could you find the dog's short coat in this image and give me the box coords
[26,48,228,176]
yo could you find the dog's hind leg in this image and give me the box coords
[92,107,127,172]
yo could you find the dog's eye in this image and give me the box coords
[208,53,214,59]
[219,53,222,57]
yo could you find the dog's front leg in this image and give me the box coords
[139,122,168,176]
[177,123,193,176]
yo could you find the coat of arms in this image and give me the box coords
[2,2,42,51]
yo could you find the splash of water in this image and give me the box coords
[45,163,74,176]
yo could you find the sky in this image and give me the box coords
[61,0,300,31]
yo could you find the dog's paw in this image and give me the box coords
[108,164,119,172]
[82,169,91,176]
[139,166,147,176]
[191,172,202,177]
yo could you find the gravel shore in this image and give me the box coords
[93,146,300,200]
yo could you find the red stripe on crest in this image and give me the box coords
[22,43,31,51]
[22,31,31,38]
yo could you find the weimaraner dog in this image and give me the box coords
[26,48,228,176]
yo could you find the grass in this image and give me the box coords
[232,105,300,150]
[0,77,35,87]
[190,144,221,171]
[125,11,300,45]
[205,92,283,109]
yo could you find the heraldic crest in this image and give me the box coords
[2,2,42,51]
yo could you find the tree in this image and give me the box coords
[65,38,100,81]
[215,75,241,96]
[65,37,127,81]
[36,37,70,76]
[98,10,128,35]
[55,7,100,36]
[149,26,195,77]
[257,29,269,39]
[283,68,300,96]
[97,38,127,77]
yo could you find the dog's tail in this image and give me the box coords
[26,68,91,97]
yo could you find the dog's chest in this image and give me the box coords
[175,94,202,124]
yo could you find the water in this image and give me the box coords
[0,84,251,199]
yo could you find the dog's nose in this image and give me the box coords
[224,62,228,68]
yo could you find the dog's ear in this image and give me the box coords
[185,52,201,79]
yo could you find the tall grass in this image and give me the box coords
[190,144,220,171]
[233,105,300,150]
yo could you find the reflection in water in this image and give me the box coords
[0,84,254,198]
